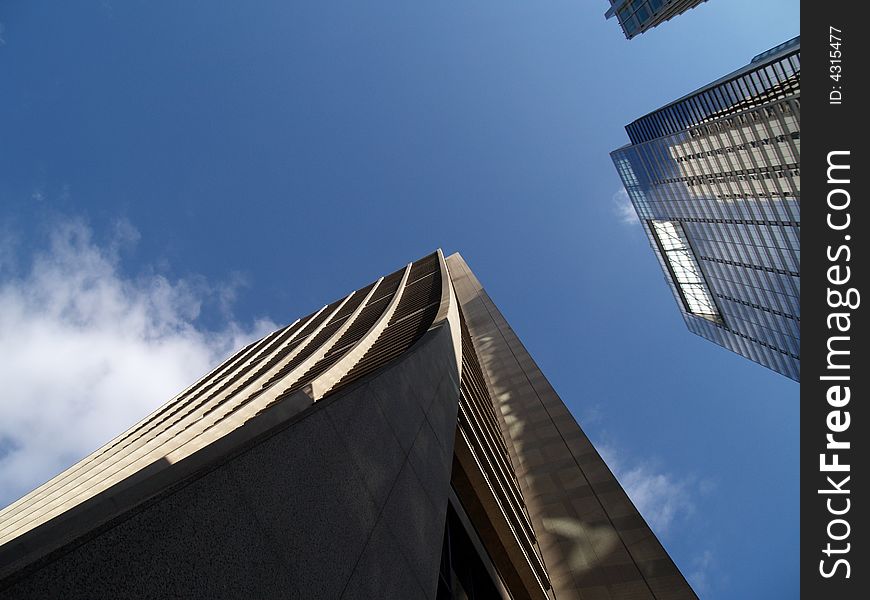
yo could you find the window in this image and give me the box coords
[636,5,651,23]
[650,220,723,322]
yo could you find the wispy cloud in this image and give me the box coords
[598,444,695,535]
[0,22,6,46]
[598,443,716,594]
[612,188,639,225]
[0,219,276,506]
[688,548,717,597]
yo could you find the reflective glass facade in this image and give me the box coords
[611,38,800,381]
[605,0,709,39]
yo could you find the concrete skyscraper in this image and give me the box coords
[610,37,800,380]
[604,0,709,39]
[0,251,697,599]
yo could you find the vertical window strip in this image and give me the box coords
[650,220,722,321]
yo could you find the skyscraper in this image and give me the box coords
[0,251,697,599]
[604,0,709,40]
[610,37,800,381]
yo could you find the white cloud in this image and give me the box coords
[618,462,694,534]
[0,219,276,507]
[612,188,639,225]
[598,443,716,594]
[598,444,695,536]
[578,402,604,428]
[688,548,716,597]
[0,22,6,46]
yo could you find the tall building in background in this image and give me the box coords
[611,37,800,381]
[0,251,697,599]
[604,0,709,39]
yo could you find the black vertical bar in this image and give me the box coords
[802,8,868,599]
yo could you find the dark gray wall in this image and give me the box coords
[1,324,460,600]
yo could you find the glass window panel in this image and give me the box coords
[650,220,721,320]
[636,5,651,22]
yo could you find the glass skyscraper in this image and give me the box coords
[604,0,709,39]
[611,37,800,381]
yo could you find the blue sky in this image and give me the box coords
[0,1,799,598]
